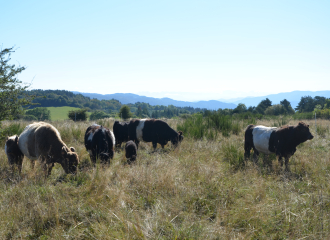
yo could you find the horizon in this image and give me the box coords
[2,1,330,99]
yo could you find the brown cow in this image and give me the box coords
[5,122,79,176]
[244,122,314,170]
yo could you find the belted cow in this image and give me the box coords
[84,124,115,165]
[244,122,314,170]
[128,118,183,149]
[5,122,79,176]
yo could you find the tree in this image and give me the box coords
[233,103,247,114]
[25,107,51,121]
[280,99,295,114]
[0,47,32,121]
[68,109,87,121]
[295,96,314,112]
[119,105,132,120]
[255,98,272,114]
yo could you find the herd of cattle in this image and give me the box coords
[4,119,184,176]
[4,119,314,176]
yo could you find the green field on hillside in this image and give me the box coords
[47,107,90,121]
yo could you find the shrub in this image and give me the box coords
[68,109,87,121]
[25,107,51,121]
[89,110,110,120]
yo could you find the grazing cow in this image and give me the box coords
[244,122,314,170]
[84,124,115,165]
[113,121,129,148]
[125,140,137,163]
[128,118,183,149]
[5,122,79,176]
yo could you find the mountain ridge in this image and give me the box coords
[72,90,330,110]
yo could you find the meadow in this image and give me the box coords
[0,118,330,239]
[46,107,91,121]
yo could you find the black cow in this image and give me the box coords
[84,124,115,164]
[113,121,129,148]
[244,122,314,170]
[125,140,137,164]
[128,118,183,149]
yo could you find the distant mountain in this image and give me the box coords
[72,92,237,110]
[231,91,330,108]
[72,90,330,110]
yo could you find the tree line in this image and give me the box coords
[2,46,330,124]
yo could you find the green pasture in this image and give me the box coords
[47,107,90,121]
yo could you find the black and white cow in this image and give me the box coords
[84,124,115,164]
[244,122,314,170]
[128,118,183,149]
[113,121,129,149]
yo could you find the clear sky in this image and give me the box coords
[1,0,330,101]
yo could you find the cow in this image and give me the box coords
[127,118,183,149]
[113,121,129,149]
[125,140,137,164]
[84,124,115,165]
[244,122,314,170]
[5,122,79,176]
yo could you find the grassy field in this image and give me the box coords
[0,118,330,239]
[47,107,91,121]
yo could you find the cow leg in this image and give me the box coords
[284,157,290,172]
[244,142,251,161]
[135,140,140,149]
[253,149,259,164]
[152,141,157,150]
[17,156,23,174]
[30,159,35,170]
[278,156,283,167]
[47,163,55,176]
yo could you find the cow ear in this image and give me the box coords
[61,146,68,156]
[70,147,76,152]
[15,136,19,143]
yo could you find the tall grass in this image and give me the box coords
[177,113,244,139]
[0,118,329,239]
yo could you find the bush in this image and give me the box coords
[68,109,87,121]
[22,115,38,121]
[25,107,51,121]
[89,110,110,120]
[177,112,241,140]
[119,105,132,120]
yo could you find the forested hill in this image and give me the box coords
[24,89,207,116]
[25,89,121,110]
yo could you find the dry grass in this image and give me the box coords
[0,118,330,239]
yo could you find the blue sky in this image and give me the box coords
[1,0,329,101]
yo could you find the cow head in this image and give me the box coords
[5,135,24,165]
[99,152,111,164]
[61,146,79,174]
[171,131,184,147]
[296,122,314,142]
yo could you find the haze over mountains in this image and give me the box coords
[72,91,330,110]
